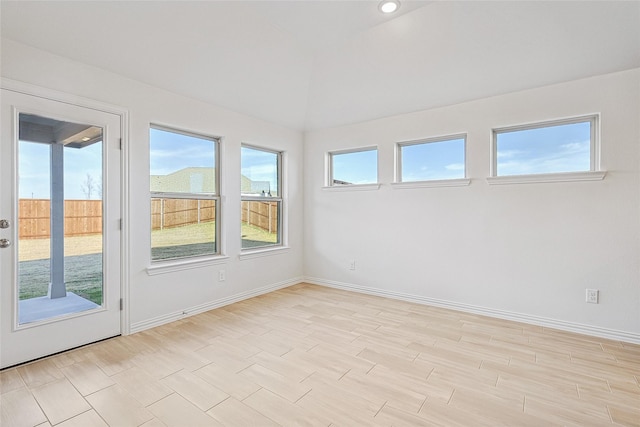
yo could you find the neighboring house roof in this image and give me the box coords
[151,167,216,193]
[151,167,271,195]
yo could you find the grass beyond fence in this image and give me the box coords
[18,222,278,302]
[19,198,278,239]
[18,197,278,303]
[19,254,103,304]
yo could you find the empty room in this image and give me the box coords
[1,1,639,426]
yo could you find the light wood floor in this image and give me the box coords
[1,283,639,426]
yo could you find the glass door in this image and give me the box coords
[0,88,122,368]
[18,113,105,324]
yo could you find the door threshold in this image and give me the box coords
[0,335,121,371]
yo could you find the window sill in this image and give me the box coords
[322,183,381,192]
[239,246,290,260]
[486,171,606,185]
[146,255,229,276]
[391,178,471,189]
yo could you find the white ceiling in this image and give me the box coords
[2,1,639,131]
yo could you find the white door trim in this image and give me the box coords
[1,78,131,335]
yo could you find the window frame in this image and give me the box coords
[394,133,469,187]
[148,124,221,264]
[488,114,605,184]
[325,146,380,190]
[240,143,284,253]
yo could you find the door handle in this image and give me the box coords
[0,219,9,229]
[0,239,10,248]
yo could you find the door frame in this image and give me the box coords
[1,78,131,336]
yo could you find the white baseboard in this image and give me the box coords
[304,277,640,345]
[129,277,303,334]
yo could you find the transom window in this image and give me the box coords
[241,145,283,250]
[149,125,220,261]
[492,116,597,177]
[397,135,466,182]
[328,147,378,186]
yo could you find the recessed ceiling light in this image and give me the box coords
[379,0,400,14]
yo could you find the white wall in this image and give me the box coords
[3,38,638,343]
[1,39,304,330]
[304,69,640,341]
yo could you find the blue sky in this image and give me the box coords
[332,149,378,184]
[401,138,465,181]
[20,121,591,199]
[331,141,466,184]
[496,121,591,176]
[241,146,279,196]
[19,141,103,200]
[151,129,280,196]
[150,127,215,176]
[332,121,590,183]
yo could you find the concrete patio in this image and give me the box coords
[18,292,99,324]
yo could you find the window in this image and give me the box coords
[397,135,466,182]
[493,116,597,177]
[241,145,282,250]
[328,147,378,186]
[149,126,219,261]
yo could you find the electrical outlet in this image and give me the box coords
[586,289,599,304]
[218,270,226,282]
[349,260,356,271]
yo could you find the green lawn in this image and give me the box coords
[19,222,277,303]
[241,222,278,247]
[19,253,103,304]
[151,221,277,247]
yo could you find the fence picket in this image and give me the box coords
[19,198,276,239]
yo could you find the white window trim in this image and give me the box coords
[395,133,468,185]
[239,246,290,260]
[490,114,603,182]
[149,124,222,264]
[241,143,286,252]
[322,183,382,192]
[325,146,379,188]
[391,178,471,189]
[486,171,606,185]
[146,255,229,276]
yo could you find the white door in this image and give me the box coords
[0,88,122,368]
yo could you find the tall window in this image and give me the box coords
[328,147,378,186]
[397,135,466,182]
[149,126,219,261]
[493,116,597,177]
[241,145,282,250]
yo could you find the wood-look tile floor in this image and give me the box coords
[1,283,639,426]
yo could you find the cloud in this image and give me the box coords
[498,150,590,176]
[445,163,464,171]
[560,140,589,153]
[497,149,525,159]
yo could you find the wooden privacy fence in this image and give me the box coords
[151,198,216,230]
[152,199,277,233]
[19,199,103,239]
[242,200,279,234]
[19,198,277,239]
